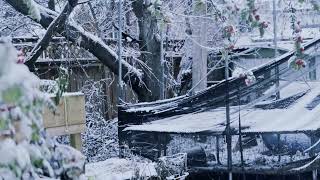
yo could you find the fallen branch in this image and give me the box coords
[25,0,79,67]
[5,0,152,101]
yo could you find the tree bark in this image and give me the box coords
[48,0,55,11]
[132,0,162,101]
[5,0,155,101]
[25,0,78,67]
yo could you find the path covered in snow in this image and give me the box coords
[85,158,157,180]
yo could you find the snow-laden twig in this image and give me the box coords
[187,57,224,95]
[291,154,320,171]
[26,0,79,66]
[304,138,320,153]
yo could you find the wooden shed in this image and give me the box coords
[118,38,320,179]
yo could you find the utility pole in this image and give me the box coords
[118,0,123,103]
[224,50,232,180]
[192,1,207,94]
[273,0,280,99]
[160,30,165,100]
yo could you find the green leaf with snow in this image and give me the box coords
[8,163,21,177]
[31,123,40,142]
[0,118,9,131]
[55,66,69,105]
[194,0,205,12]
[32,159,43,168]
[88,176,95,180]
[259,26,265,37]
[312,2,320,11]
[2,86,22,104]
[251,21,259,28]
[240,9,249,22]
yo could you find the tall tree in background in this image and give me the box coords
[3,0,319,102]
[132,0,162,101]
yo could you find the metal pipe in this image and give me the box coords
[117,0,123,103]
[224,50,232,180]
[160,30,165,100]
[238,83,244,167]
[117,0,123,158]
[313,169,317,180]
[216,136,221,165]
[273,0,280,99]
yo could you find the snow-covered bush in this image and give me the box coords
[39,80,59,94]
[82,80,119,163]
[0,39,85,179]
[157,153,188,179]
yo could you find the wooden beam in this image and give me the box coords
[43,94,85,128]
[70,133,82,151]
[312,169,317,180]
[46,124,85,136]
[190,157,320,175]
[216,136,221,165]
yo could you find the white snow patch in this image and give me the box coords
[85,158,157,180]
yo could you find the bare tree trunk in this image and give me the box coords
[132,0,162,102]
[48,0,55,11]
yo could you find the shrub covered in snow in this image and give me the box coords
[82,80,119,163]
[0,39,85,179]
[53,79,119,163]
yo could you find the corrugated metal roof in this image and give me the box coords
[124,81,320,134]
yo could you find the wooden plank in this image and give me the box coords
[43,99,66,127]
[43,94,85,128]
[46,124,85,136]
[70,133,82,151]
[190,157,320,175]
[313,169,317,180]
[66,95,86,126]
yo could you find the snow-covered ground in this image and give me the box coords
[84,158,157,180]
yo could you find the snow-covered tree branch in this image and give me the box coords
[25,0,79,67]
[5,0,152,101]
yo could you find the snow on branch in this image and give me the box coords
[5,0,146,97]
[291,154,320,171]
[25,0,79,67]
[5,0,42,23]
[22,0,40,21]
[67,19,143,79]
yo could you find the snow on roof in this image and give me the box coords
[234,0,320,51]
[237,37,291,51]
[235,33,315,52]
[124,81,320,134]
